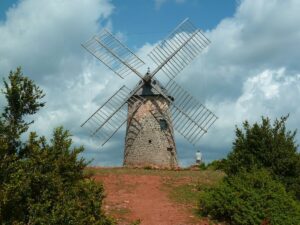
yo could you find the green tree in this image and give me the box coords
[200,169,300,225]
[225,116,300,199]
[0,68,113,224]
[1,67,44,190]
[1,67,45,154]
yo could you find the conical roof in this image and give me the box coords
[133,79,173,100]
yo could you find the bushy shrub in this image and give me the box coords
[200,169,300,225]
[0,68,113,224]
[1,129,113,224]
[225,116,300,199]
[206,159,227,170]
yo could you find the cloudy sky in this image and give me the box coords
[0,0,299,166]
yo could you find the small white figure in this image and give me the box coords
[196,150,202,164]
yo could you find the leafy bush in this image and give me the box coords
[225,116,300,199]
[0,68,113,224]
[200,169,300,225]
[206,159,227,171]
[199,116,300,224]
[198,162,207,170]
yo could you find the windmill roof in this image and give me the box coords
[134,79,172,99]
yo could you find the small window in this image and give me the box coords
[167,147,173,152]
[167,148,174,155]
[159,119,168,131]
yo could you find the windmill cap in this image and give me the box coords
[133,79,174,100]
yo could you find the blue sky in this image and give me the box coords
[0,0,12,20]
[108,0,236,48]
[0,0,299,167]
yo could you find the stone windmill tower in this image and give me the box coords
[81,18,217,168]
[124,77,177,167]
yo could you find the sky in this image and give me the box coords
[0,0,300,167]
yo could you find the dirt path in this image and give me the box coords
[95,173,210,225]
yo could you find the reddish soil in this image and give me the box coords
[94,172,211,225]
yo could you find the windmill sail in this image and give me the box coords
[148,18,210,80]
[82,29,145,79]
[151,80,217,145]
[81,85,145,146]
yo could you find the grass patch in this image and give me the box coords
[109,207,130,216]
[85,167,225,179]
[169,183,201,205]
[159,168,224,220]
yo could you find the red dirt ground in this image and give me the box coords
[94,171,214,225]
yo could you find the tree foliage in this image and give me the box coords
[206,159,228,171]
[225,116,300,199]
[200,169,300,225]
[200,116,300,224]
[1,67,45,154]
[0,68,113,224]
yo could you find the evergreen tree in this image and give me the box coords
[1,67,45,154]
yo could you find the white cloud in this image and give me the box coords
[204,68,300,146]
[0,0,114,79]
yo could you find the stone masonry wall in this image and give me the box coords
[124,96,177,168]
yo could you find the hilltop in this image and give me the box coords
[86,167,224,225]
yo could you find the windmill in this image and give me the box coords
[81,18,217,168]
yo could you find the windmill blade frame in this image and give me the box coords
[148,18,210,81]
[82,29,145,79]
[81,85,145,146]
[149,80,217,145]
